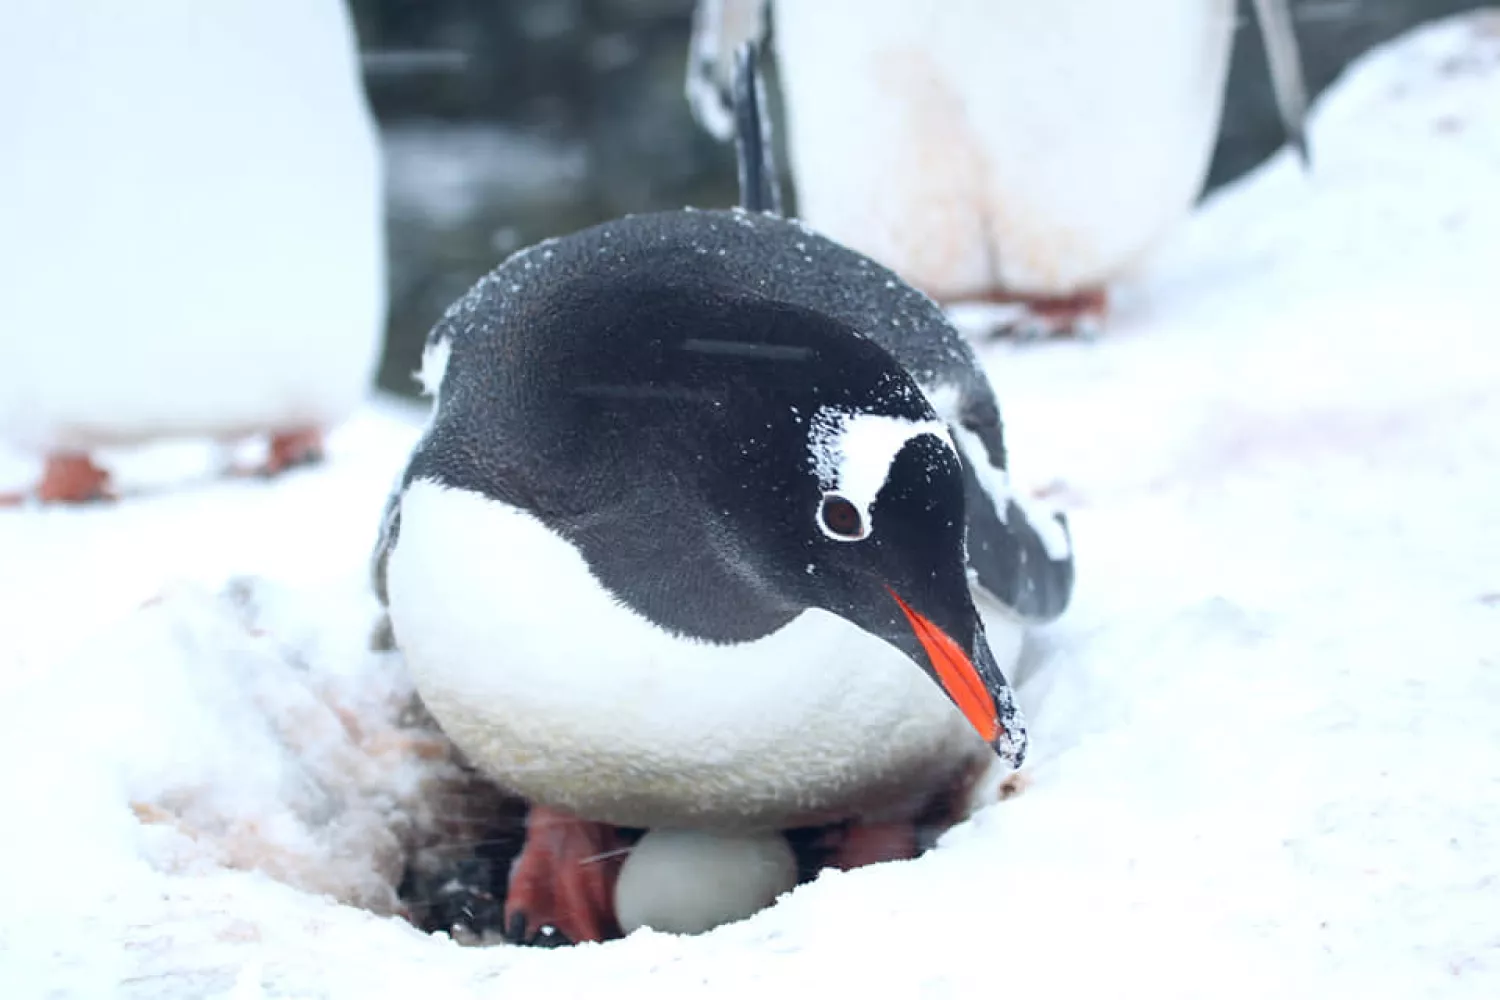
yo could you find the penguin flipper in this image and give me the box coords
[685,0,770,142]
[370,477,403,608]
[1249,0,1312,168]
[952,426,1075,625]
[731,40,783,215]
[931,384,1073,625]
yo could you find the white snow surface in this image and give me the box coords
[2,11,1500,998]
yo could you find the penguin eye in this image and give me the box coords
[818,493,866,541]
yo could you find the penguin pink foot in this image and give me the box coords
[26,452,115,504]
[503,805,628,947]
[228,427,327,480]
[262,427,326,476]
[824,820,919,870]
[955,287,1110,340]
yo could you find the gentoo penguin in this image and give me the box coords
[0,0,385,502]
[686,0,1310,335]
[374,42,1073,946]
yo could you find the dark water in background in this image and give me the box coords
[349,0,1484,397]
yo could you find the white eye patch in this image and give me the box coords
[417,335,452,397]
[807,407,956,540]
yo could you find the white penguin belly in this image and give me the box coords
[0,0,385,453]
[387,479,1010,830]
[772,0,1236,300]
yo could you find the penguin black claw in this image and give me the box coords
[530,925,573,949]
[502,912,571,949]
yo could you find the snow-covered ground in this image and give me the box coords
[3,10,1499,998]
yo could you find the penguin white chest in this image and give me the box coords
[386,479,1008,829]
[772,0,1237,299]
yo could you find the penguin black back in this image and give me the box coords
[434,212,989,447]
[408,206,1072,627]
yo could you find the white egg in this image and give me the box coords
[614,828,798,936]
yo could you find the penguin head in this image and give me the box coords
[419,273,1028,766]
[774,389,1032,758]
[790,401,1028,766]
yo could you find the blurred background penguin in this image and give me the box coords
[685,0,1311,338]
[0,0,386,504]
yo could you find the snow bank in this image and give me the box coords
[2,10,1499,999]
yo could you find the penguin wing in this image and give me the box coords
[371,326,449,609]
[685,0,770,141]
[731,40,782,215]
[1250,0,1311,165]
[924,374,1075,626]
[370,470,404,608]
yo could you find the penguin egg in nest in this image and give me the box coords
[613,828,798,936]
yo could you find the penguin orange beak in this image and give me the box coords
[887,588,1002,745]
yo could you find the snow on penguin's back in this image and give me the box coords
[0,0,386,452]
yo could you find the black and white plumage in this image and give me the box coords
[372,38,1074,941]
[374,201,1071,820]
